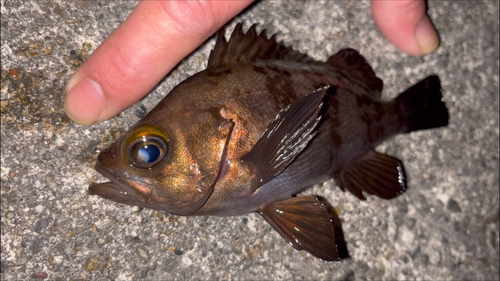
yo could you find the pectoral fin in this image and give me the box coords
[259,196,349,262]
[336,150,407,200]
[242,87,329,190]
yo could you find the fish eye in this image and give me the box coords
[128,136,168,169]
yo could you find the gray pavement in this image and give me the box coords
[1,0,499,280]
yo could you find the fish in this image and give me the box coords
[89,23,449,261]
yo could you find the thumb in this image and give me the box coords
[371,0,440,56]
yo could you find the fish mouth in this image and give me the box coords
[89,163,153,205]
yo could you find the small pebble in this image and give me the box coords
[42,48,52,55]
[405,218,416,230]
[134,105,148,118]
[56,36,66,45]
[9,69,18,79]
[83,23,90,33]
[85,257,100,272]
[136,247,150,263]
[34,219,50,234]
[32,272,48,279]
[447,199,462,213]
[86,28,95,36]
[34,205,44,213]
[96,237,108,247]
[74,242,83,252]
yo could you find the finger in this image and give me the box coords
[371,0,439,56]
[65,1,252,126]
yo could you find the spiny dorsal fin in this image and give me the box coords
[327,48,383,97]
[207,23,316,68]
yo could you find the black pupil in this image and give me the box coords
[137,144,161,163]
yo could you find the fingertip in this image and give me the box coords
[64,77,107,126]
[415,16,440,55]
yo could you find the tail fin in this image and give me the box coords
[395,75,449,133]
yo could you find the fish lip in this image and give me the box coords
[90,163,153,203]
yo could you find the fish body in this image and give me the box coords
[90,23,449,261]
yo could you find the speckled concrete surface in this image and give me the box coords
[1,0,499,280]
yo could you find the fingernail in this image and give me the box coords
[415,16,440,55]
[64,77,106,126]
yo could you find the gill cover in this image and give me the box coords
[91,108,234,216]
[146,108,234,215]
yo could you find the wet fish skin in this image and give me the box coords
[89,23,449,261]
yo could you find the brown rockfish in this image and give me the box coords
[90,23,449,261]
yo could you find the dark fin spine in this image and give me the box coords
[395,75,449,133]
[208,23,316,68]
[327,48,383,95]
[259,196,349,261]
[335,150,407,200]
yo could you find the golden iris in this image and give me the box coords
[123,125,169,169]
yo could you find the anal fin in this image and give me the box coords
[259,196,349,261]
[336,150,407,200]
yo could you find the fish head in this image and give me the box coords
[90,107,234,215]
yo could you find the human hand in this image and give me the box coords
[64,0,439,126]
[64,1,252,126]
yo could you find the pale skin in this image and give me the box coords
[64,0,440,126]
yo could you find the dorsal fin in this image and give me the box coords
[207,23,316,68]
[327,48,383,96]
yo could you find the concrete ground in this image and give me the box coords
[1,0,498,280]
